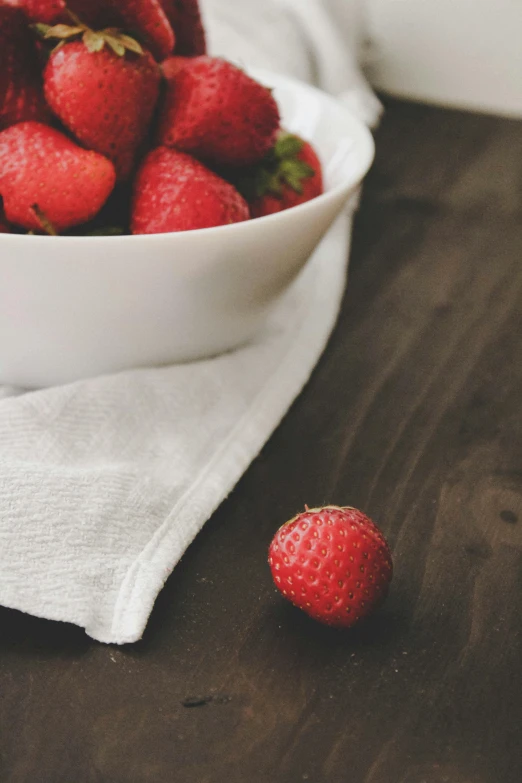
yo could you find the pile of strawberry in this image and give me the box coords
[0,0,323,236]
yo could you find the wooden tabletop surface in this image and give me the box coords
[1,98,521,783]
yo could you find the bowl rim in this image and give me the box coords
[1,67,375,246]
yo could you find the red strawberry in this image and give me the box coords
[269,506,393,628]
[244,132,324,218]
[131,147,250,234]
[0,5,49,131]
[43,28,161,181]
[161,55,186,80]
[2,0,65,24]
[3,0,105,25]
[0,122,116,232]
[157,56,280,167]
[161,0,206,56]
[110,0,175,61]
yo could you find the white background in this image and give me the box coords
[365,0,522,118]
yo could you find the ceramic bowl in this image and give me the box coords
[0,68,374,388]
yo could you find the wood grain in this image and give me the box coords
[1,99,521,783]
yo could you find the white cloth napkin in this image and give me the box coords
[0,0,380,644]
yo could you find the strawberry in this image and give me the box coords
[161,55,186,80]
[2,0,66,24]
[161,0,206,56]
[131,147,250,234]
[0,5,49,131]
[157,56,280,167]
[110,0,175,61]
[42,25,161,181]
[10,0,174,59]
[269,506,393,628]
[242,132,324,218]
[0,121,116,232]
[3,0,105,25]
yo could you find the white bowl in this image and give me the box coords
[0,68,374,388]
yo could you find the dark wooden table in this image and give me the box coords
[2,99,522,783]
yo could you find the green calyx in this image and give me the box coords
[237,132,315,201]
[33,11,143,57]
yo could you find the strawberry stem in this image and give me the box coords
[64,8,83,27]
[31,204,58,236]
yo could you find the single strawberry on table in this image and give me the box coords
[269,506,393,628]
[131,147,250,234]
[0,4,49,131]
[161,0,206,56]
[0,121,116,232]
[41,21,161,181]
[239,131,324,219]
[158,55,280,167]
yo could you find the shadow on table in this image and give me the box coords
[0,605,91,658]
[265,598,408,653]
